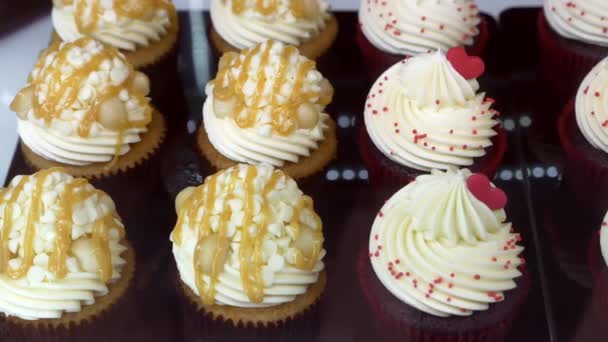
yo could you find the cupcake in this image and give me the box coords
[538,1,608,99]
[358,168,529,342]
[357,0,489,77]
[209,0,338,60]
[12,38,166,180]
[197,40,337,181]
[360,48,506,186]
[558,56,608,219]
[0,168,135,341]
[51,0,178,70]
[171,163,326,335]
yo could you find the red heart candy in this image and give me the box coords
[466,173,507,210]
[446,47,485,80]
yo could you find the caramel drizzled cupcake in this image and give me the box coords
[198,40,337,180]
[0,168,135,341]
[12,38,166,179]
[171,164,326,332]
[51,0,178,69]
[209,0,338,60]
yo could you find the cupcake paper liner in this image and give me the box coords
[537,12,604,100]
[196,118,337,181]
[176,272,325,341]
[356,17,489,78]
[557,100,608,219]
[357,248,529,342]
[588,230,603,282]
[208,15,339,61]
[0,243,136,342]
[21,109,166,181]
[359,124,506,187]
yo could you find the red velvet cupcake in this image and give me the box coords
[558,57,608,219]
[360,48,505,186]
[537,2,608,99]
[357,0,489,78]
[587,215,608,317]
[358,169,529,342]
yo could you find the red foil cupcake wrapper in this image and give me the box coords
[356,17,489,78]
[537,12,603,99]
[558,100,608,216]
[588,231,603,281]
[357,249,528,342]
[359,124,506,187]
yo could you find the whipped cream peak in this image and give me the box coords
[53,0,176,51]
[171,164,325,307]
[576,56,608,154]
[211,0,331,49]
[359,0,481,56]
[0,168,128,320]
[398,50,480,108]
[369,168,524,317]
[544,0,608,47]
[364,56,498,172]
[12,38,152,166]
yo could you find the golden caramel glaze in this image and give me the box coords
[173,166,323,305]
[27,38,152,162]
[0,168,125,282]
[231,0,309,18]
[211,40,330,136]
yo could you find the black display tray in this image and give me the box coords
[3,8,599,342]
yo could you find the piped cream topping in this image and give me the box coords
[369,168,524,317]
[52,0,176,51]
[0,168,128,320]
[364,50,498,172]
[12,38,152,166]
[575,56,608,153]
[171,164,325,307]
[544,0,608,47]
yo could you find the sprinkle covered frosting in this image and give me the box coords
[171,164,325,307]
[575,56,608,153]
[601,211,608,266]
[203,40,333,167]
[544,0,608,47]
[211,0,332,49]
[369,169,524,317]
[12,38,153,166]
[364,49,498,172]
[0,168,128,320]
[358,0,481,56]
[52,0,176,51]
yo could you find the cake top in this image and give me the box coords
[0,168,126,283]
[171,164,325,306]
[364,48,498,172]
[544,0,608,47]
[52,0,176,51]
[210,40,333,136]
[369,168,524,317]
[12,38,152,139]
[358,0,481,56]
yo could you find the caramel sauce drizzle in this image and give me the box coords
[67,0,175,34]
[231,0,307,18]
[0,168,124,282]
[29,39,152,163]
[212,40,325,136]
[173,166,323,305]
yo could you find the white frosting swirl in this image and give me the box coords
[210,0,331,49]
[601,210,608,267]
[0,170,128,320]
[171,164,325,307]
[13,39,152,166]
[52,0,175,51]
[369,169,524,317]
[203,40,333,167]
[544,0,608,47]
[364,51,498,172]
[358,0,481,56]
[575,56,608,153]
